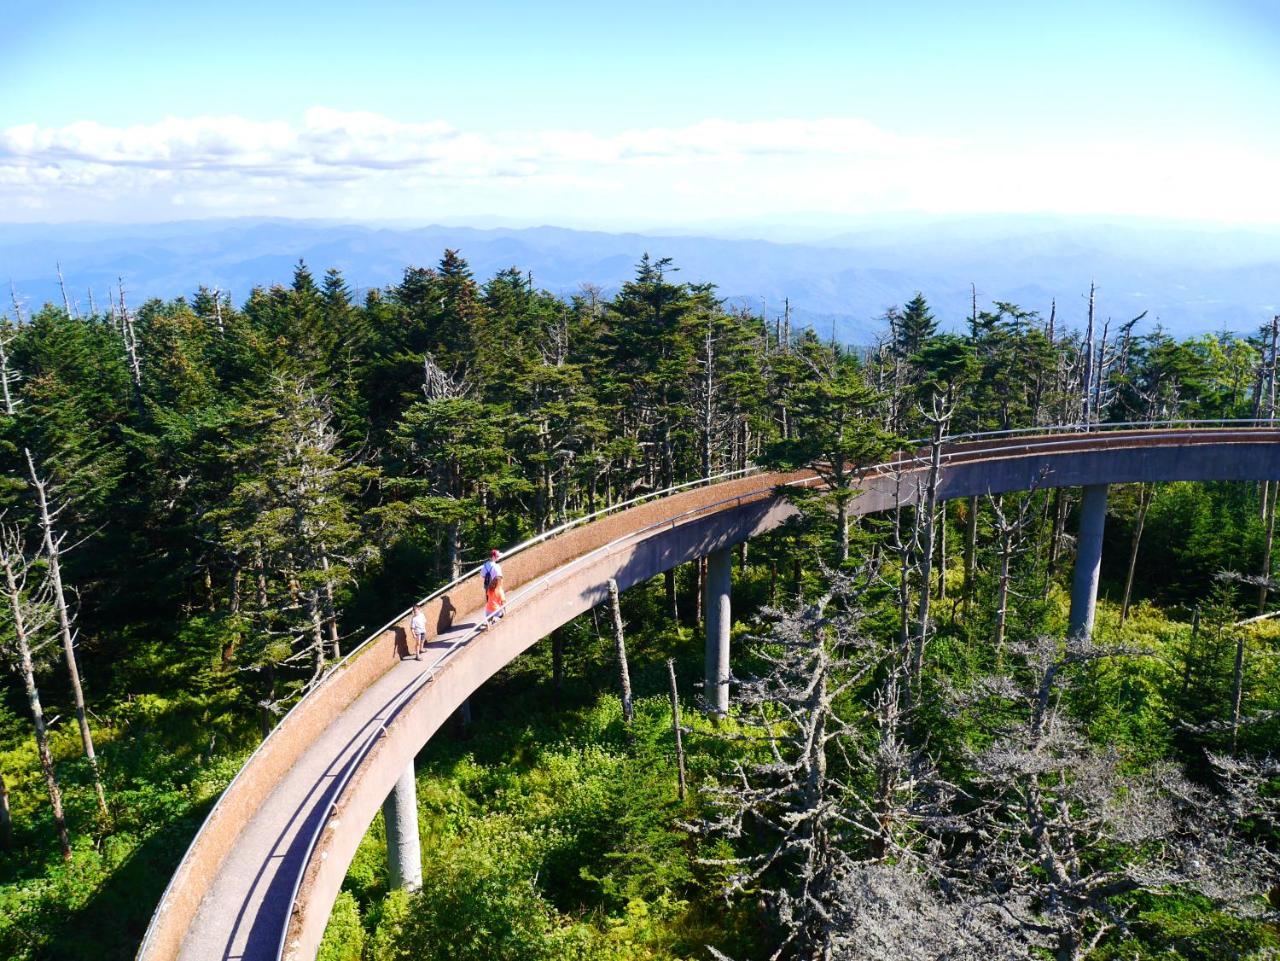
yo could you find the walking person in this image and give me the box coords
[483,573,507,628]
[481,548,502,590]
[410,603,427,660]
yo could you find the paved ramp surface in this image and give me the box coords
[185,630,473,961]
[137,426,1280,961]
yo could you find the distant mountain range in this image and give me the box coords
[1,217,1276,341]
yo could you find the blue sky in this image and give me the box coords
[2,0,1277,226]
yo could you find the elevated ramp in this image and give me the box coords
[137,427,1280,961]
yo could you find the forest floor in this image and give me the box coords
[2,563,1278,961]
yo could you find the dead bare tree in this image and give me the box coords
[1071,285,1143,431]
[696,557,940,957]
[1119,483,1154,625]
[9,280,27,325]
[695,558,1017,961]
[1099,346,1142,429]
[665,658,687,801]
[607,578,633,725]
[1080,284,1096,426]
[420,351,473,571]
[693,580,886,958]
[986,491,1038,660]
[935,501,947,602]
[24,448,109,820]
[56,262,78,319]
[0,315,22,416]
[912,388,956,677]
[0,521,72,859]
[959,635,1277,961]
[804,861,1033,961]
[421,350,470,403]
[889,471,926,667]
[116,280,143,401]
[697,314,721,479]
[1182,751,1280,907]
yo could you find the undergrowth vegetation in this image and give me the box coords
[0,256,1278,959]
[0,621,255,961]
[313,557,1280,961]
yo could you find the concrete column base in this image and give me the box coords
[1069,483,1109,640]
[382,760,422,891]
[704,548,732,716]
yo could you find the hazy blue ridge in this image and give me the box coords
[2,217,1277,340]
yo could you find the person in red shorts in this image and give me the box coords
[483,573,507,628]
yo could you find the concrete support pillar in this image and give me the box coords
[382,760,422,891]
[704,548,733,716]
[1069,483,1109,640]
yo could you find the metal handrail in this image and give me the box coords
[906,425,1280,473]
[277,472,805,959]
[138,462,763,961]
[148,420,1280,961]
[357,464,764,664]
[285,422,1280,952]
[901,417,1280,450]
[274,626,473,961]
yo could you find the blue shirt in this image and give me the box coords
[481,559,502,585]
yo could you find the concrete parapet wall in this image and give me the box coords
[141,428,1280,961]
[141,471,805,961]
[283,497,799,959]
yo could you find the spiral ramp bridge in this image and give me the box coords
[136,424,1280,961]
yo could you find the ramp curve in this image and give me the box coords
[137,426,1280,961]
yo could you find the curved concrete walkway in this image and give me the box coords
[138,427,1280,961]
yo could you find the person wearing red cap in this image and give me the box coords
[481,549,502,592]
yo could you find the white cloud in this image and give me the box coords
[0,109,1275,225]
[2,117,297,170]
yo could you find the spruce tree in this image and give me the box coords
[211,376,376,722]
[764,347,891,565]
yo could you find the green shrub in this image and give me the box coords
[317,890,365,961]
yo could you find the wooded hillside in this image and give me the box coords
[0,254,1276,961]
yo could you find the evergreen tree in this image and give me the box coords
[892,292,937,363]
[603,255,711,489]
[391,361,524,579]
[764,347,891,564]
[211,376,376,722]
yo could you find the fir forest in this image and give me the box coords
[0,250,1273,961]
